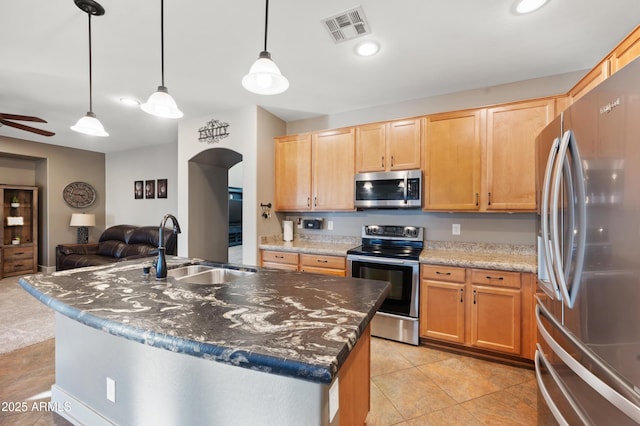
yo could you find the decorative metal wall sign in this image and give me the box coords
[198,119,230,144]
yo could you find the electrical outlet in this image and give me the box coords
[106,377,116,403]
[328,220,334,230]
[452,224,461,235]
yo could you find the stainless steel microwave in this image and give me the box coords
[354,170,422,208]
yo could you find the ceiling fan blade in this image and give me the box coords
[0,119,55,137]
[0,113,47,123]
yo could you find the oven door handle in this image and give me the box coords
[347,255,415,265]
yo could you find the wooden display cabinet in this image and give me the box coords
[1,185,38,277]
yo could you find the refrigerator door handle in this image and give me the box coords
[550,130,586,309]
[537,304,640,421]
[535,346,588,426]
[540,136,562,299]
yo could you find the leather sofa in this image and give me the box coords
[56,225,177,271]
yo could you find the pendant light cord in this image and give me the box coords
[263,0,269,52]
[88,13,94,113]
[161,0,165,86]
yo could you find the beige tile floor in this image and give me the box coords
[369,337,538,425]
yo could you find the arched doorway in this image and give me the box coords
[188,148,242,263]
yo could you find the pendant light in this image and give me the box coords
[242,0,289,95]
[70,0,109,137]
[141,0,183,119]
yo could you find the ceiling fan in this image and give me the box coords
[0,113,55,137]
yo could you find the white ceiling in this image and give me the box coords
[1,1,639,153]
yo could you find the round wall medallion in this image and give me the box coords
[63,182,96,208]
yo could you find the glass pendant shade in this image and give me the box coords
[70,111,109,137]
[242,51,289,95]
[141,85,184,118]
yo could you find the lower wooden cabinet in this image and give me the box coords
[299,253,346,276]
[260,250,346,276]
[420,264,532,359]
[260,250,298,271]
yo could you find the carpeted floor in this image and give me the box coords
[0,276,55,354]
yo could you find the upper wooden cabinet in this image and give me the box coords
[274,134,312,211]
[274,128,355,211]
[312,128,355,210]
[485,98,554,211]
[609,25,640,74]
[569,25,640,102]
[424,99,553,212]
[425,109,484,210]
[569,61,610,102]
[355,118,422,172]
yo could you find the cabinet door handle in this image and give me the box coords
[317,259,328,263]
[475,193,479,207]
[314,197,317,207]
[487,192,492,206]
[307,197,310,208]
[485,275,504,281]
[381,156,385,168]
[460,288,464,303]
[275,255,284,259]
[473,289,477,304]
[435,271,451,276]
[391,155,395,167]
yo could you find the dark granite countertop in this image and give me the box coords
[19,257,390,385]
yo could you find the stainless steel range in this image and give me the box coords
[347,225,423,345]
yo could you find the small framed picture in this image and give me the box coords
[157,179,168,199]
[134,180,144,199]
[145,180,155,199]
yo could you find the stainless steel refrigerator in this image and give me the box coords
[535,57,640,424]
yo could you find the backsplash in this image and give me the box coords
[279,211,537,246]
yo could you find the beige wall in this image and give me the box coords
[0,136,105,271]
[286,70,584,134]
[178,106,285,266]
[105,142,178,227]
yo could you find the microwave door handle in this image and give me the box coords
[541,136,561,299]
[403,175,408,204]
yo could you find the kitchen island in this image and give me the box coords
[19,257,390,425]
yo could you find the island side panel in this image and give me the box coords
[337,324,371,425]
[53,314,330,425]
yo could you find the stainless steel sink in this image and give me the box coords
[166,265,214,279]
[167,265,254,284]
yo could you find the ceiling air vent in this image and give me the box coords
[322,5,371,43]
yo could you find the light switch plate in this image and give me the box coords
[106,377,116,403]
[328,377,339,421]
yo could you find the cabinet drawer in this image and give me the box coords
[4,245,34,260]
[299,254,345,270]
[471,269,521,289]
[261,261,298,271]
[4,258,35,274]
[261,250,299,265]
[421,264,466,283]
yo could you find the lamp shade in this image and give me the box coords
[141,86,184,119]
[70,112,109,137]
[70,213,96,227]
[242,51,289,95]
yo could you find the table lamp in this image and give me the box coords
[70,213,95,244]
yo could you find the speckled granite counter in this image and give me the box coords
[259,234,360,256]
[420,241,537,273]
[19,257,389,384]
[260,235,537,273]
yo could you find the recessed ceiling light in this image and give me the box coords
[355,40,380,57]
[119,97,141,106]
[515,0,549,14]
